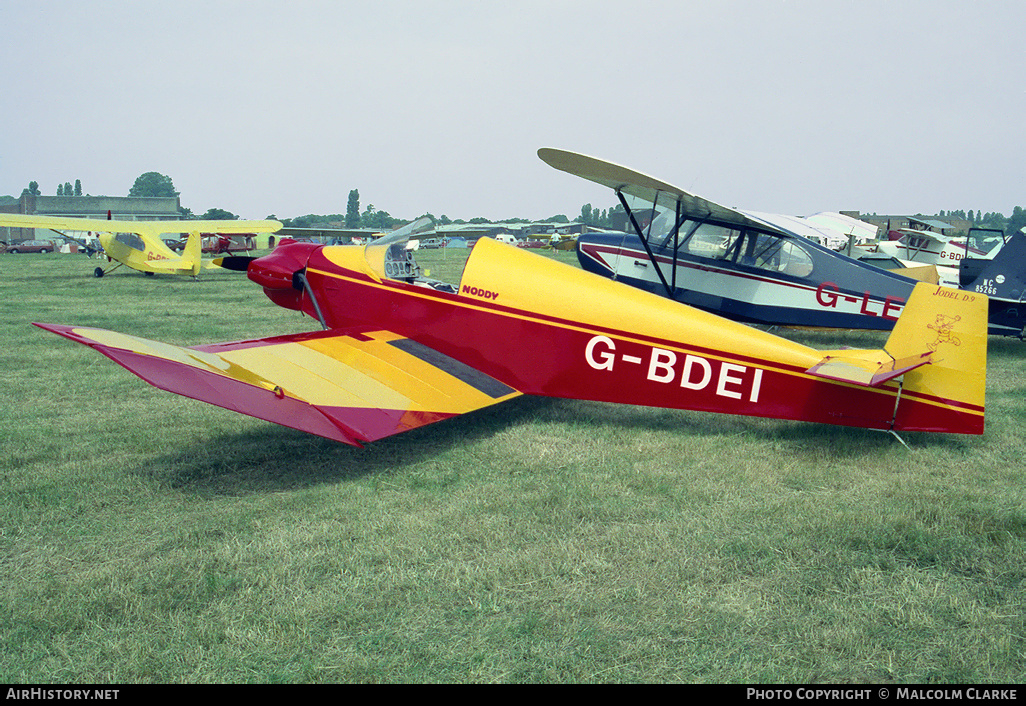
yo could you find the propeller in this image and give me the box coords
[213,255,256,272]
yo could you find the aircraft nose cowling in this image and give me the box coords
[247,241,322,311]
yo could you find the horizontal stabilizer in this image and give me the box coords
[889,264,940,284]
[33,323,521,446]
[807,351,932,387]
[138,258,223,273]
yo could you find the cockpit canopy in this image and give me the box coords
[641,204,815,278]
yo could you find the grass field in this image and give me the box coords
[2,248,1025,683]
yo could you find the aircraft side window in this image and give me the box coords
[747,234,813,277]
[684,224,740,260]
[115,232,146,251]
[750,234,783,267]
[777,241,813,277]
[641,208,683,251]
[648,209,675,242]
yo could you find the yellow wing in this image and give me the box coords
[34,323,521,446]
[0,213,281,235]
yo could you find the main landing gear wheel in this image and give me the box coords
[94,267,105,278]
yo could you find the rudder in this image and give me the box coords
[885,283,987,434]
[183,231,203,276]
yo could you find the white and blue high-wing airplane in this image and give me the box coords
[539,148,1022,338]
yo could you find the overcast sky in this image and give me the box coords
[2,0,1023,222]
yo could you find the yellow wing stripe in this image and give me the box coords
[73,327,519,414]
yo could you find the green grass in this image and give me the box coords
[2,249,1025,683]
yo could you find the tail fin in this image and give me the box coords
[961,229,1026,337]
[962,229,1026,300]
[885,283,988,434]
[183,231,203,276]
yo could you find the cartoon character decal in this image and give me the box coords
[927,314,962,351]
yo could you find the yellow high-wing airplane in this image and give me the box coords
[0,213,281,278]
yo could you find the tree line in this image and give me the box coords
[17,172,236,221]
[936,209,1026,235]
[13,174,1026,236]
[22,179,83,197]
[281,189,577,230]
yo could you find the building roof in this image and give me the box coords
[1,194,181,220]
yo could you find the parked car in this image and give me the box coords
[6,239,56,253]
[201,234,257,253]
[516,238,549,249]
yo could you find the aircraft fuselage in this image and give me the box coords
[576,231,917,331]
[257,238,983,434]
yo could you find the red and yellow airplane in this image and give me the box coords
[32,213,987,446]
[0,213,281,278]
